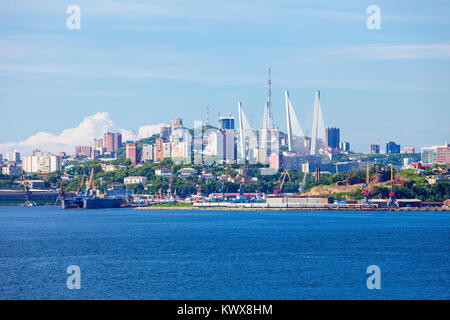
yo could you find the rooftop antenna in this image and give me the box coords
[206,107,209,127]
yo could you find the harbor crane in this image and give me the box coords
[221,166,231,200]
[387,164,399,209]
[363,163,370,204]
[167,167,174,197]
[274,169,292,195]
[55,180,65,205]
[20,169,33,206]
[76,168,86,195]
[238,168,248,195]
[299,171,307,193]
[86,167,95,192]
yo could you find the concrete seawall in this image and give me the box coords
[0,190,76,205]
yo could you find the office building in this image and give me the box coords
[325,127,340,150]
[340,141,350,152]
[386,141,401,154]
[223,130,235,162]
[370,144,380,154]
[219,114,235,130]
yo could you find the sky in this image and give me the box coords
[0,0,449,155]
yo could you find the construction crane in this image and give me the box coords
[274,169,292,195]
[387,164,399,208]
[363,163,370,204]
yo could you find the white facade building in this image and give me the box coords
[124,176,147,185]
[142,143,154,161]
[22,155,62,173]
[204,130,224,162]
[223,130,235,162]
[6,150,20,163]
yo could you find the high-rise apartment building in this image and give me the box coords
[104,132,122,153]
[75,145,92,158]
[6,150,20,163]
[422,143,450,165]
[94,138,103,149]
[126,142,137,165]
[160,126,171,141]
[142,143,154,162]
[154,137,164,161]
[171,118,183,132]
[22,155,62,173]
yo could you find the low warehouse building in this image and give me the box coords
[267,195,334,207]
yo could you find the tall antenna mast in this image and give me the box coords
[268,68,272,124]
[206,107,209,127]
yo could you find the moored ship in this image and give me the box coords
[61,168,123,209]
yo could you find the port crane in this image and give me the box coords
[363,163,370,204]
[166,167,174,198]
[299,171,307,193]
[387,164,399,208]
[76,168,86,195]
[237,168,248,194]
[20,169,33,206]
[85,168,95,196]
[220,166,231,200]
[55,180,65,205]
[274,169,292,195]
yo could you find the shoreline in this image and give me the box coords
[1,202,448,211]
[135,206,450,212]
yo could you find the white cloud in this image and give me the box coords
[0,112,163,156]
[138,124,168,139]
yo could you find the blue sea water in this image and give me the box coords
[0,206,448,300]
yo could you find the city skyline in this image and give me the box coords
[1,0,450,154]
